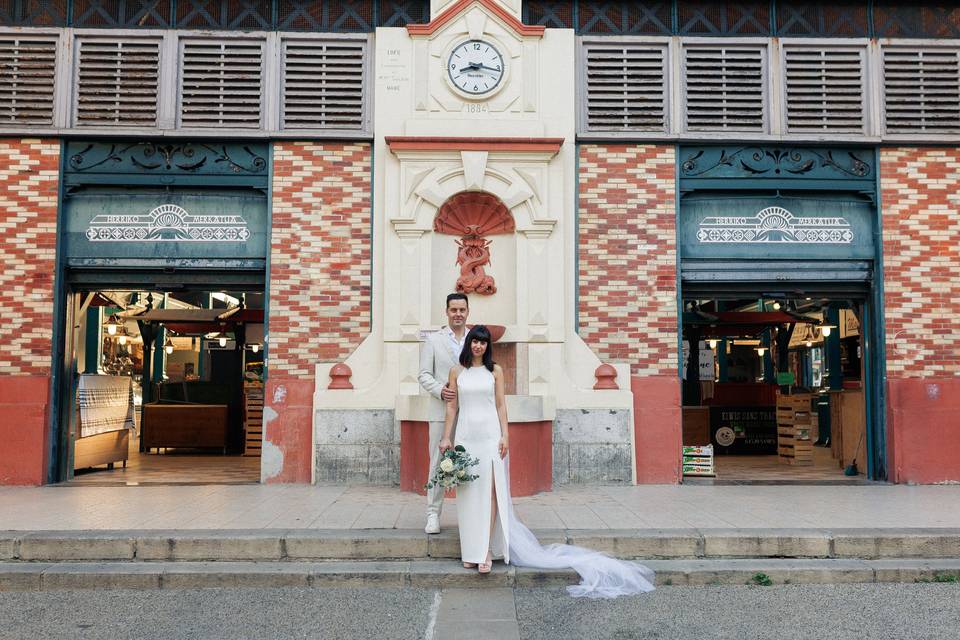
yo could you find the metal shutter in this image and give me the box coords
[783,46,867,134]
[684,44,765,132]
[75,37,160,127]
[0,35,57,126]
[281,38,366,130]
[883,48,960,134]
[582,40,667,132]
[180,39,264,129]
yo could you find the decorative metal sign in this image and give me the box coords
[697,206,853,244]
[85,204,251,243]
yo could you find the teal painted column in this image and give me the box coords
[818,304,843,446]
[83,306,101,374]
[717,339,728,382]
[762,330,775,384]
[151,294,167,384]
[197,293,211,381]
[826,305,843,390]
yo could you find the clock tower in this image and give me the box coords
[314,0,638,493]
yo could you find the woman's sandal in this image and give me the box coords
[478,552,493,574]
[463,562,477,569]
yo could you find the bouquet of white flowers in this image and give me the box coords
[425,445,480,490]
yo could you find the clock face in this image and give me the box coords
[447,40,505,96]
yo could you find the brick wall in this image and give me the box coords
[0,139,60,375]
[265,142,372,483]
[578,144,681,484]
[881,148,960,484]
[0,139,59,485]
[880,148,960,378]
[578,144,678,376]
[269,142,372,378]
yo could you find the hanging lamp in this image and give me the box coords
[105,314,120,336]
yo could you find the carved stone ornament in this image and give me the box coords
[434,191,515,296]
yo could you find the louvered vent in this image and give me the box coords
[684,45,765,132]
[180,40,263,129]
[883,48,960,134]
[75,38,160,127]
[582,41,667,132]
[0,36,57,126]
[784,46,866,133]
[282,38,366,130]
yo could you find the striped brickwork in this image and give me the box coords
[268,142,372,378]
[0,139,60,375]
[578,144,678,376]
[880,148,960,378]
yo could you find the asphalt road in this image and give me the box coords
[1,583,958,640]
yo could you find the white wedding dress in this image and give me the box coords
[454,365,656,598]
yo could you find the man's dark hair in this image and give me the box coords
[459,325,495,372]
[446,292,469,309]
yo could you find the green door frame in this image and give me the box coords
[675,144,888,481]
[48,139,272,483]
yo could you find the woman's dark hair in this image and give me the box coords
[459,325,495,371]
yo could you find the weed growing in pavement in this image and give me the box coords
[915,574,959,584]
[750,573,773,586]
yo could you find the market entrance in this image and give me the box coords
[676,145,886,483]
[680,290,874,483]
[62,286,264,485]
[49,140,270,484]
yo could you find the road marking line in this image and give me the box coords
[423,590,442,640]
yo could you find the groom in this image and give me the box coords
[418,292,469,534]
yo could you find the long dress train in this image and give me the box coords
[454,365,655,598]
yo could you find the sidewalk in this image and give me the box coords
[2,483,960,531]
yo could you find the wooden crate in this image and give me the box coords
[243,382,264,456]
[776,392,813,466]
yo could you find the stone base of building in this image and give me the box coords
[552,409,633,484]
[314,409,397,484]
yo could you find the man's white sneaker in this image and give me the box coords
[425,514,440,534]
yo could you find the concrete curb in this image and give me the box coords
[3,528,960,562]
[1,558,959,591]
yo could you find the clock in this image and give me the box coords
[447,39,505,96]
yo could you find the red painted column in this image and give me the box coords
[578,145,679,485]
[262,377,314,483]
[266,142,371,483]
[400,419,552,497]
[880,149,960,484]
[632,375,682,484]
[0,376,50,485]
[0,140,59,486]
[888,378,960,484]
[399,420,430,493]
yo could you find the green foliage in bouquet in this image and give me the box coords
[425,444,480,490]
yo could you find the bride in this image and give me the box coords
[437,325,656,598]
